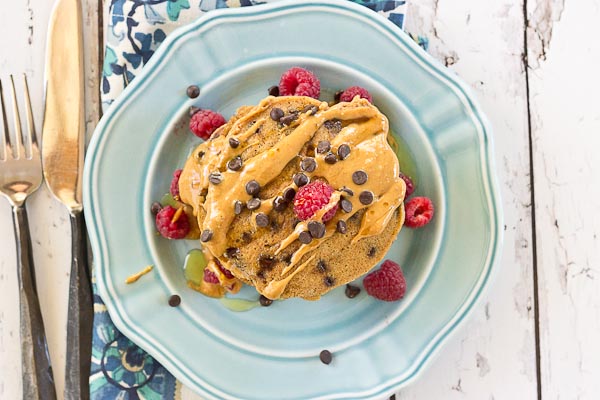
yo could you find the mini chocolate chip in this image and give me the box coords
[359,191,374,205]
[200,229,213,242]
[280,113,298,126]
[352,170,368,185]
[337,144,351,160]
[270,107,284,121]
[227,156,243,171]
[320,350,333,365]
[247,197,261,210]
[242,232,252,243]
[340,186,354,196]
[336,220,347,233]
[345,284,361,298]
[324,153,338,164]
[151,202,162,215]
[283,187,296,202]
[234,200,243,215]
[335,90,344,102]
[317,140,331,154]
[259,295,273,307]
[273,196,287,211]
[168,294,181,307]
[316,260,327,273]
[256,213,269,227]
[340,198,353,213]
[268,85,280,96]
[209,172,223,185]
[368,247,376,257]
[308,221,326,239]
[246,180,261,196]
[302,105,318,115]
[301,157,317,172]
[195,150,205,160]
[324,276,335,287]
[228,137,240,148]
[186,85,200,98]
[189,106,200,117]
[299,231,312,244]
[226,247,240,258]
[323,119,342,134]
[259,255,276,269]
[293,173,309,187]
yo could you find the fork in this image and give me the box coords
[0,75,57,400]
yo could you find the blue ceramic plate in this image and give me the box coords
[84,1,502,399]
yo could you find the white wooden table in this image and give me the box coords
[1,1,599,399]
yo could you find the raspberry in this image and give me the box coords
[203,268,219,284]
[404,196,434,228]
[215,259,234,279]
[189,109,226,140]
[340,86,372,103]
[293,181,338,221]
[278,67,320,99]
[155,205,190,239]
[170,169,182,198]
[363,260,406,301]
[399,172,415,198]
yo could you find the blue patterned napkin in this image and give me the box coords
[95,1,409,398]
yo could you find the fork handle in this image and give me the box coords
[12,204,57,400]
[64,210,93,400]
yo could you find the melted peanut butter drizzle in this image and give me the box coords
[179,96,406,299]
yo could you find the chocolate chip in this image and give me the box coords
[324,152,338,164]
[227,156,243,171]
[234,200,243,215]
[352,170,368,185]
[209,172,223,185]
[308,221,326,239]
[359,191,374,205]
[268,85,279,96]
[229,137,240,148]
[282,253,293,264]
[246,180,260,196]
[195,150,205,160]
[340,186,354,196]
[280,113,298,126]
[317,140,331,154]
[242,232,252,243]
[259,295,273,307]
[336,220,347,233]
[270,107,284,121]
[256,213,269,227]
[292,219,301,228]
[345,284,361,298]
[320,350,333,365]
[368,247,376,257]
[299,231,312,244]
[186,85,200,98]
[247,197,261,210]
[226,247,240,258]
[189,106,200,117]
[340,198,353,213]
[168,294,181,307]
[337,144,351,160]
[259,255,276,269]
[283,187,296,202]
[301,157,317,172]
[316,260,327,273]
[324,276,335,287]
[293,173,309,187]
[151,201,162,215]
[273,196,287,211]
[302,105,318,115]
[334,90,344,102]
[323,119,342,134]
[200,229,213,242]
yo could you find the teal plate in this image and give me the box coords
[84,1,503,399]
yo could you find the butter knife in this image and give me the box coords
[42,1,92,399]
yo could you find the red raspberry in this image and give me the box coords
[189,109,226,140]
[399,172,415,198]
[170,169,182,198]
[155,205,190,239]
[203,268,219,284]
[215,259,234,279]
[278,67,320,99]
[293,181,338,221]
[363,260,406,301]
[340,86,372,103]
[404,196,434,228]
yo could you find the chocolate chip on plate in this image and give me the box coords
[200,229,213,242]
[317,140,331,154]
[228,137,240,148]
[247,197,261,210]
[186,85,200,99]
[340,198,353,213]
[345,284,361,299]
[283,187,296,202]
[320,350,333,365]
[234,200,244,215]
[337,144,351,160]
[324,276,335,287]
[293,173,309,187]
[301,157,317,172]
[280,113,298,126]
[227,156,243,171]
[209,172,223,185]
[334,90,344,102]
[189,106,200,117]
[246,180,261,196]
[336,220,347,233]
[259,295,273,307]
[268,85,280,97]
[359,190,374,205]
[168,294,181,307]
[150,201,162,215]
[298,231,312,244]
[256,213,269,227]
[352,170,368,185]
[270,107,284,121]
[308,221,326,239]
[273,196,287,211]
[324,152,338,164]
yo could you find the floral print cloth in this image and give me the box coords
[96,1,409,398]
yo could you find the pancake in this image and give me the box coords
[179,96,406,300]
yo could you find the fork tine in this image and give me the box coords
[9,75,23,159]
[23,74,36,154]
[0,79,10,160]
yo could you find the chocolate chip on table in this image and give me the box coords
[319,350,333,365]
[337,144,351,160]
[293,173,309,187]
[352,170,368,185]
[234,200,244,215]
[359,190,374,205]
[227,156,243,171]
[317,140,331,154]
[324,152,338,164]
[283,187,296,202]
[270,107,284,121]
[316,260,327,273]
[280,113,298,126]
[226,247,240,258]
[368,247,376,257]
[340,198,353,213]
[336,220,347,234]
[186,85,200,98]
[259,295,273,307]
[209,172,223,185]
[324,276,335,287]
[228,137,240,148]
[256,213,270,227]
[302,105,318,115]
[301,157,317,172]
[268,85,280,96]
[246,180,261,196]
[323,119,342,134]
[200,229,213,242]
[298,231,312,244]
[273,196,287,211]
[340,186,354,196]
[168,294,181,307]
[308,221,326,239]
[247,197,261,210]
[150,201,162,215]
[345,284,361,299]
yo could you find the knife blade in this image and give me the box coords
[42,0,93,399]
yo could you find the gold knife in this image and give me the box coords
[42,0,93,399]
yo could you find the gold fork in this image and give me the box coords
[0,75,57,400]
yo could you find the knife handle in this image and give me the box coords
[12,204,57,400]
[64,210,93,400]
